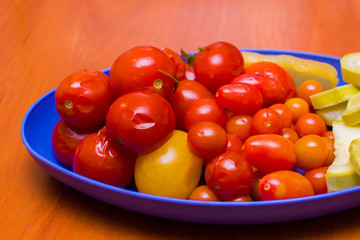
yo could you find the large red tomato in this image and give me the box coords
[105,91,176,153]
[109,45,176,100]
[73,126,136,188]
[170,80,214,131]
[194,41,244,93]
[55,69,113,128]
[242,134,297,174]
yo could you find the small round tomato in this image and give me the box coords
[194,41,244,93]
[187,121,228,163]
[269,103,293,128]
[231,73,284,106]
[73,127,136,188]
[242,134,297,174]
[284,97,310,123]
[105,91,175,153]
[295,113,326,137]
[184,98,227,131]
[251,108,283,135]
[161,47,186,81]
[225,115,252,142]
[170,80,214,131]
[51,119,101,166]
[188,185,220,201]
[109,45,176,100]
[297,80,324,106]
[225,133,243,154]
[249,168,265,201]
[295,135,329,171]
[281,128,299,144]
[205,151,254,200]
[215,83,263,115]
[227,194,252,202]
[135,130,203,199]
[304,166,328,195]
[55,69,113,128]
[259,170,315,200]
[245,61,296,101]
[323,136,335,166]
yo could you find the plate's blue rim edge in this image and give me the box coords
[20,49,360,209]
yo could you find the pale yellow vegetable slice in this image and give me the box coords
[309,84,359,110]
[315,102,347,126]
[349,138,360,176]
[340,52,360,87]
[242,51,339,90]
[325,120,360,192]
[341,92,360,126]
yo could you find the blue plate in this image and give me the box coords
[21,49,360,225]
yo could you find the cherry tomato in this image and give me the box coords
[295,135,329,171]
[188,185,220,201]
[51,119,101,166]
[135,130,203,199]
[161,47,186,81]
[170,80,214,131]
[231,73,284,106]
[323,131,334,141]
[227,194,252,202]
[251,108,283,135]
[73,126,136,188]
[185,63,196,80]
[304,166,329,194]
[323,136,335,166]
[284,97,310,123]
[205,151,254,200]
[105,91,175,153]
[295,113,326,137]
[242,134,297,174]
[269,103,293,128]
[245,61,296,101]
[109,45,176,100]
[184,98,227,131]
[225,133,243,154]
[249,168,265,201]
[55,69,113,128]
[259,170,314,200]
[215,83,263,115]
[297,80,324,106]
[225,115,252,142]
[281,128,299,144]
[194,41,244,93]
[187,121,228,163]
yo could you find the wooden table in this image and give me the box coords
[2,0,360,239]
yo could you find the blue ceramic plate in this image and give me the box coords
[21,49,360,225]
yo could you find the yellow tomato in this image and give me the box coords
[134,130,203,199]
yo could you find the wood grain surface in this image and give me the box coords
[1,0,360,239]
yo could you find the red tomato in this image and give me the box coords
[269,103,293,128]
[109,45,176,100]
[249,168,265,201]
[245,61,296,101]
[295,113,326,137]
[185,63,196,80]
[215,83,263,115]
[242,134,297,174]
[105,91,175,153]
[73,127,136,188]
[225,115,252,142]
[304,166,328,195]
[251,108,283,135]
[194,41,244,93]
[170,80,214,131]
[227,194,252,202]
[231,73,284,106]
[259,170,314,200]
[161,47,186,81]
[281,128,299,144]
[184,98,227,131]
[55,69,113,128]
[187,121,228,163]
[188,185,220,201]
[205,151,254,200]
[51,119,101,166]
[225,133,243,154]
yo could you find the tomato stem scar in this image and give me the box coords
[264,183,271,191]
[64,100,72,109]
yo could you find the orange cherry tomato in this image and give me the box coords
[188,185,220,201]
[304,166,328,195]
[225,115,252,142]
[295,135,329,171]
[323,131,334,141]
[269,103,293,128]
[295,113,326,137]
[281,127,299,144]
[297,80,324,106]
[284,97,310,123]
[323,136,335,166]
